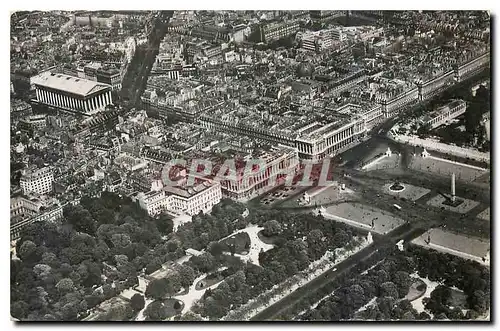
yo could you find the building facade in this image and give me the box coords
[455,52,490,82]
[20,167,54,195]
[10,195,63,241]
[422,99,467,129]
[136,180,222,217]
[32,72,113,115]
[417,70,456,101]
[260,20,300,43]
[215,146,299,201]
[380,87,419,118]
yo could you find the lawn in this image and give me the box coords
[447,288,468,310]
[219,232,251,255]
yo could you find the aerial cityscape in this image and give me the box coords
[10,10,491,322]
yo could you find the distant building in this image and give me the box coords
[32,72,113,115]
[421,99,467,129]
[259,20,300,43]
[20,167,54,195]
[455,52,490,82]
[18,114,47,133]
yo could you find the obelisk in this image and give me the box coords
[451,173,456,203]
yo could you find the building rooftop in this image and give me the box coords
[32,71,111,97]
[164,180,216,199]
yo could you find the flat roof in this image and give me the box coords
[32,72,111,97]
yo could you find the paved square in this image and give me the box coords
[362,155,401,172]
[426,194,479,213]
[323,202,405,234]
[409,155,488,182]
[412,228,489,265]
[382,183,431,201]
[477,207,490,221]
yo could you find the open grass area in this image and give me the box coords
[219,232,251,255]
[448,288,468,310]
[404,279,427,302]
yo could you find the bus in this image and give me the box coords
[393,204,402,210]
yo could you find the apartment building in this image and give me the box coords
[455,52,490,82]
[20,167,54,195]
[260,20,300,43]
[417,70,456,101]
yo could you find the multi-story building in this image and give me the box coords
[20,167,54,195]
[417,70,456,101]
[309,10,344,22]
[84,62,102,81]
[18,114,47,133]
[260,20,300,43]
[359,104,384,130]
[164,181,222,216]
[136,190,171,216]
[200,110,366,161]
[135,180,222,216]
[294,114,366,161]
[298,30,335,52]
[32,72,113,115]
[10,195,63,241]
[96,67,122,92]
[421,99,467,129]
[191,25,231,43]
[331,27,347,42]
[379,87,419,118]
[329,70,367,96]
[455,52,490,82]
[195,146,300,201]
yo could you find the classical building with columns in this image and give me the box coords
[187,145,300,202]
[32,72,113,115]
[200,104,367,161]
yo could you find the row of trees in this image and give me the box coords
[189,209,362,320]
[11,192,179,321]
[173,199,248,251]
[297,245,490,321]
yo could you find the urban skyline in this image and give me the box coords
[10,10,491,322]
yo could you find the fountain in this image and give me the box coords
[389,181,405,192]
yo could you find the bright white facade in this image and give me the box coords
[32,72,113,114]
[136,180,222,217]
[20,167,54,195]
